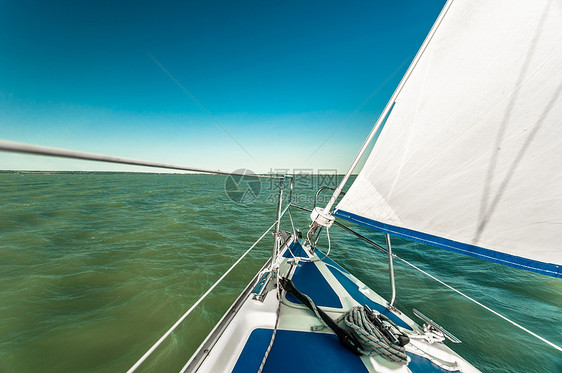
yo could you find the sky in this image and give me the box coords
[0,0,446,173]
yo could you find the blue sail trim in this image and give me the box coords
[334,209,561,278]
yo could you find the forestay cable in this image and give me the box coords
[127,220,279,373]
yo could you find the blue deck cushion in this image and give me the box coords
[322,257,413,330]
[282,241,308,258]
[286,260,343,309]
[233,329,369,373]
[233,329,460,372]
[284,242,411,329]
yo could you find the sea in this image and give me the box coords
[0,173,560,373]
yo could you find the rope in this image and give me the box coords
[311,305,407,363]
[300,227,332,263]
[340,307,407,364]
[257,270,325,371]
[257,272,281,373]
[127,220,279,373]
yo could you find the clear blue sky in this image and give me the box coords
[0,0,445,173]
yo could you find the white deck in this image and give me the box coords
[183,237,480,373]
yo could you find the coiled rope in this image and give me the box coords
[309,303,407,363]
[340,307,407,363]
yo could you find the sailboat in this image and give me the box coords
[172,0,562,371]
[1,0,560,371]
[180,0,559,370]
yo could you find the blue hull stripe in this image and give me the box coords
[334,210,561,278]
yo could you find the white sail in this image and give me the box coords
[335,0,562,278]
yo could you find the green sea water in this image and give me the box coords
[0,173,560,372]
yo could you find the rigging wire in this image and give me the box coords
[288,204,561,353]
[4,138,559,356]
[0,139,281,179]
[127,219,279,373]
[147,53,256,162]
[394,255,562,353]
